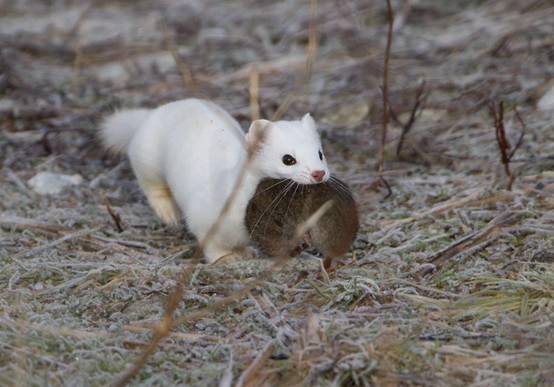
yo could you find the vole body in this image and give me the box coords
[246,177,359,267]
[100,98,330,262]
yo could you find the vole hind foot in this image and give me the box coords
[321,256,348,276]
[323,256,333,271]
[321,256,339,277]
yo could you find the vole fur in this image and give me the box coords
[246,176,359,267]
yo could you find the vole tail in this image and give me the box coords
[100,109,151,153]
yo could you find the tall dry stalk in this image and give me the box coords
[394,81,426,156]
[163,20,197,93]
[376,0,394,197]
[249,67,260,121]
[488,101,526,190]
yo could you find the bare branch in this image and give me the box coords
[162,20,197,93]
[488,101,527,190]
[378,0,394,175]
[373,0,395,197]
[396,80,426,156]
[428,211,520,268]
[105,200,124,233]
[235,341,274,387]
[509,107,527,159]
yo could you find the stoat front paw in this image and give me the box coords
[211,252,243,265]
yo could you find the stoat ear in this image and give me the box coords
[245,119,270,151]
[302,113,317,131]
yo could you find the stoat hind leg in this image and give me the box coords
[142,181,181,226]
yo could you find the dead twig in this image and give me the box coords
[235,341,275,387]
[115,276,272,387]
[510,108,527,159]
[249,67,260,121]
[0,215,67,233]
[111,268,194,387]
[488,101,527,190]
[395,81,427,156]
[375,0,394,199]
[162,20,197,93]
[304,0,319,80]
[11,227,100,262]
[378,188,486,232]
[428,211,521,268]
[104,200,124,233]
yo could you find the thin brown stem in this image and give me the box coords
[162,20,197,93]
[510,108,527,159]
[105,200,124,233]
[378,0,394,175]
[373,0,395,197]
[396,80,426,156]
[249,67,260,121]
[488,101,527,191]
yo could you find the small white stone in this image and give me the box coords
[32,282,44,291]
[0,98,15,112]
[28,172,83,195]
[538,86,554,111]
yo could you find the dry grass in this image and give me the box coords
[1,0,554,386]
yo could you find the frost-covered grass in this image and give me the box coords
[1,0,553,386]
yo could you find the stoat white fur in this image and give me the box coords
[100,98,329,263]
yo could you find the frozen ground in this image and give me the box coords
[1,0,553,385]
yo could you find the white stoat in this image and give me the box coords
[100,98,329,263]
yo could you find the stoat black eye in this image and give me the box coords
[282,154,296,166]
[318,150,323,160]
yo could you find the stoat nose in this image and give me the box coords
[311,170,326,183]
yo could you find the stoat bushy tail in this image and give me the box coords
[100,109,151,153]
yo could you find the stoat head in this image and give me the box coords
[245,113,330,184]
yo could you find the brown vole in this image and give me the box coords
[246,177,359,268]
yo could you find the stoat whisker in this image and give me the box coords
[284,182,300,223]
[249,180,295,236]
[329,176,352,198]
[260,181,297,237]
[329,178,349,195]
[250,178,288,199]
[298,171,312,183]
